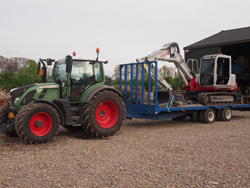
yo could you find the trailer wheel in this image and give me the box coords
[220,107,232,121]
[15,103,59,144]
[203,108,215,123]
[0,103,18,137]
[216,110,222,121]
[82,90,125,137]
[198,110,205,123]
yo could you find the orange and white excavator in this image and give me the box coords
[136,42,238,105]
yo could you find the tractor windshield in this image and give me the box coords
[52,59,103,83]
[69,60,103,101]
[200,59,215,85]
[71,60,102,83]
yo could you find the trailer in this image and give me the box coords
[119,61,250,123]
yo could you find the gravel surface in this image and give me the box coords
[0,110,249,187]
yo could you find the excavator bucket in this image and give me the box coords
[155,90,174,104]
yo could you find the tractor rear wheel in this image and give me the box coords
[0,103,18,137]
[15,103,59,144]
[82,90,125,137]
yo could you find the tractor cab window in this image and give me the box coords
[52,59,68,82]
[216,58,229,85]
[200,59,214,85]
[69,61,103,101]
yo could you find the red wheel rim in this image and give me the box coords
[29,112,52,136]
[95,100,118,128]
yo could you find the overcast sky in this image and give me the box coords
[1,0,250,76]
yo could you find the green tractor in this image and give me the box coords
[0,49,125,144]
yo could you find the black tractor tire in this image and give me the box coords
[203,108,215,123]
[15,103,59,144]
[0,103,18,137]
[220,107,232,121]
[82,90,125,137]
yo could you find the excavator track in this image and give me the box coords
[197,92,237,105]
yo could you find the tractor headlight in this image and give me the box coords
[14,97,20,105]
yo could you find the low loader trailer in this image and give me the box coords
[1,44,250,144]
[119,61,250,123]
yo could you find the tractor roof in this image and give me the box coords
[55,56,107,63]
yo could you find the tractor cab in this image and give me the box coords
[37,49,108,102]
[52,55,107,101]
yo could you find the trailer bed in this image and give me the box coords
[119,61,250,121]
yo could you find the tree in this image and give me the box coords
[159,65,177,77]
[159,65,170,77]
[0,56,28,74]
[0,72,19,92]
[163,76,183,91]
[0,59,39,92]
[170,76,182,91]
[113,65,120,79]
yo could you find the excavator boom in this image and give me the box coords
[137,42,196,90]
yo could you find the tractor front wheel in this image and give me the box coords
[82,90,125,137]
[15,103,59,144]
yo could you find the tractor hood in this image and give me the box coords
[10,83,60,107]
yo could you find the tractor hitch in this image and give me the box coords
[0,118,16,134]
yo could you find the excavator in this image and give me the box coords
[136,42,239,105]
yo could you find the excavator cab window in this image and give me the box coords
[200,59,214,85]
[216,58,229,85]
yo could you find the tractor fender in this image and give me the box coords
[34,99,65,126]
[83,85,123,103]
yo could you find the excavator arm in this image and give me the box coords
[137,42,199,91]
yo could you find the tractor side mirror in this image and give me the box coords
[37,61,41,74]
[66,55,73,73]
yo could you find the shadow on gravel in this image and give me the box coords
[231,115,248,120]
[0,127,111,146]
[0,136,22,145]
[125,118,199,128]
[0,135,35,151]
[56,127,111,140]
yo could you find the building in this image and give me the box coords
[184,26,250,94]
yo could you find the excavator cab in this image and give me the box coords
[199,54,236,91]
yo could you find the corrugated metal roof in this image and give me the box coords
[184,26,250,50]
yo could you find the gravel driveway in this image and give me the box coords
[0,110,249,187]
